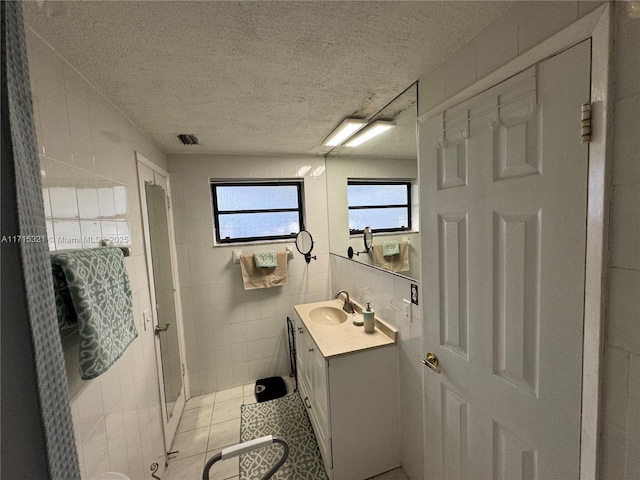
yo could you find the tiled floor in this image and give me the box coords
[163,379,409,480]
[163,384,254,480]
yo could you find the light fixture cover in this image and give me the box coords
[324,118,367,147]
[345,120,395,147]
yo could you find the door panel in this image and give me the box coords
[441,384,470,480]
[420,41,591,479]
[137,157,186,453]
[493,421,538,480]
[493,211,540,397]
[439,213,469,359]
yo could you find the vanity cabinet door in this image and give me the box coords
[295,317,311,397]
[310,345,330,431]
[308,340,332,473]
[295,314,332,474]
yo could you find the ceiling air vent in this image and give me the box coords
[177,134,199,146]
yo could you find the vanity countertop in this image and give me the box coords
[294,299,396,358]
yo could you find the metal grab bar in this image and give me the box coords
[202,435,289,480]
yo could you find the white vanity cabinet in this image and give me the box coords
[293,313,400,480]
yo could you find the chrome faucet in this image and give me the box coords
[335,290,355,314]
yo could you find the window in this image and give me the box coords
[347,180,411,234]
[211,180,304,244]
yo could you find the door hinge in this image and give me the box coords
[181,364,185,377]
[581,102,591,143]
[166,196,171,209]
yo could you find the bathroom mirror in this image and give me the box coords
[295,230,316,263]
[325,83,420,281]
[347,226,373,259]
[363,226,373,250]
[145,182,183,421]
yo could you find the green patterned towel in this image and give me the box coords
[382,240,400,257]
[254,250,278,268]
[51,247,138,380]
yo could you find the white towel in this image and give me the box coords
[240,251,288,290]
[370,241,409,272]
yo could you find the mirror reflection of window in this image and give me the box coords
[325,82,420,281]
[347,181,411,234]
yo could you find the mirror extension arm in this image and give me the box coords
[295,230,316,263]
[348,226,373,258]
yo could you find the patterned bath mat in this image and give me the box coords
[239,393,329,480]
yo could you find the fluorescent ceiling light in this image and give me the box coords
[345,120,395,147]
[324,118,367,147]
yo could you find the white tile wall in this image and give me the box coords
[167,154,331,395]
[416,63,445,116]
[26,28,168,479]
[416,2,638,478]
[476,7,518,79]
[330,254,423,479]
[516,1,579,54]
[444,39,477,98]
[418,2,589,117]
[601,5,640,478]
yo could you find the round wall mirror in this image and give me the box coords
[363,226,373,250]
[295,230,316,263]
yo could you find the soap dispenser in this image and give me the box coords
[363,302,375,333]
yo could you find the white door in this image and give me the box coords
[419,40,590,479]
[137,155,187,452]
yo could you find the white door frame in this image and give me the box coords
[417,5,612,479]
[136,152,190,451]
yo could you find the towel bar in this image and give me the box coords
[99,240,131,257]
[232,246,294,264]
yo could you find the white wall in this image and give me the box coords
[26,29,168,479]
[416,2,639,479]
[329,255,424,480]
[166,154,331,395]
[600,4,640,479]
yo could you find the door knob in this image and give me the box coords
[154,323,170,335]
[422,352,441,373]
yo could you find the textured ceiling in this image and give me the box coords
[23,1,512,156]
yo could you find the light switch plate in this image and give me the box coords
[403,299,411,322]
[142,309,150,332]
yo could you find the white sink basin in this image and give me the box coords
[309,306,348,325]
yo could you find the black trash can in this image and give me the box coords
[254,376,287,403]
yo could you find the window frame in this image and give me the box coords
[210,180,305,244]
[347,179,412,235]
